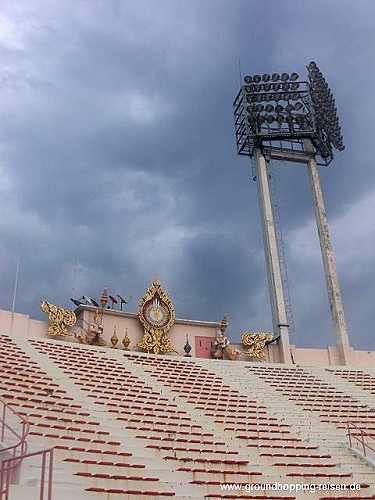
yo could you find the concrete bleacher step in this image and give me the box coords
[304,366,375,409]
[15,441,204,499]
[5,457,90,499]
[85,493,192,500]
[9,482,195,500]
[6,483,93,500]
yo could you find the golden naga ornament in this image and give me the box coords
[40,300,77,337]
[138,276,176,355]
[242,331,274,360]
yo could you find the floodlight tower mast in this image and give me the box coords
[254,147,291,363]
[233,62,350,365]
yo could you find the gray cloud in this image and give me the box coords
[0,0,374,352]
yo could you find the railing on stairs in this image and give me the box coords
[347,420,375,464]
[0,399,54,499]
[0,398,29,464]
[1,447,54,500]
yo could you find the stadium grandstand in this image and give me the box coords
[0,276,374,499]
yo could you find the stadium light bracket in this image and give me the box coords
[233,62,344,166]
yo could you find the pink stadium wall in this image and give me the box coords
[1,308,374,367]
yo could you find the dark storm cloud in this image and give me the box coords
[0,0,374,351]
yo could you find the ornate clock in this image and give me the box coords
[142,297,169,328]
[138,276,176,354]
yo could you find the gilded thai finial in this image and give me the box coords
[122,328,130,350]
[100,286,108,307]
[219,313,228,334]
[110,326,119,348]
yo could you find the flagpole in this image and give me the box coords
[10,245,21,333]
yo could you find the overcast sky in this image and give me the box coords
[0,0,374,351]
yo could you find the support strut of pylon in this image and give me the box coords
[306,156,351,365]
[254,147,292,364]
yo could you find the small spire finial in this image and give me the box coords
[100,286,108,307]
[219,313,228,334]
[183,334,192,357]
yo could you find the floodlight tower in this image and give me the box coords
[233,62,350,365]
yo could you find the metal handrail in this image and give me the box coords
[0,398,54,499]
[1,399,30,499]
[0,447,54,500]
[347,420,375,458]
[0,399,29,459]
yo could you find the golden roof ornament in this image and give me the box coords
[242,331,274,360]
[40,300,77,337]
[110,326,119,348]
[138,276,176,355]
[219,313,228,334]
[100,286,108,307]
[122,328,130,350]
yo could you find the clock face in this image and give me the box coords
[143,298,170,328]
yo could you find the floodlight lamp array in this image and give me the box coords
[307,61,344,152]
[244,72,299,84]
[233,62,344,165]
